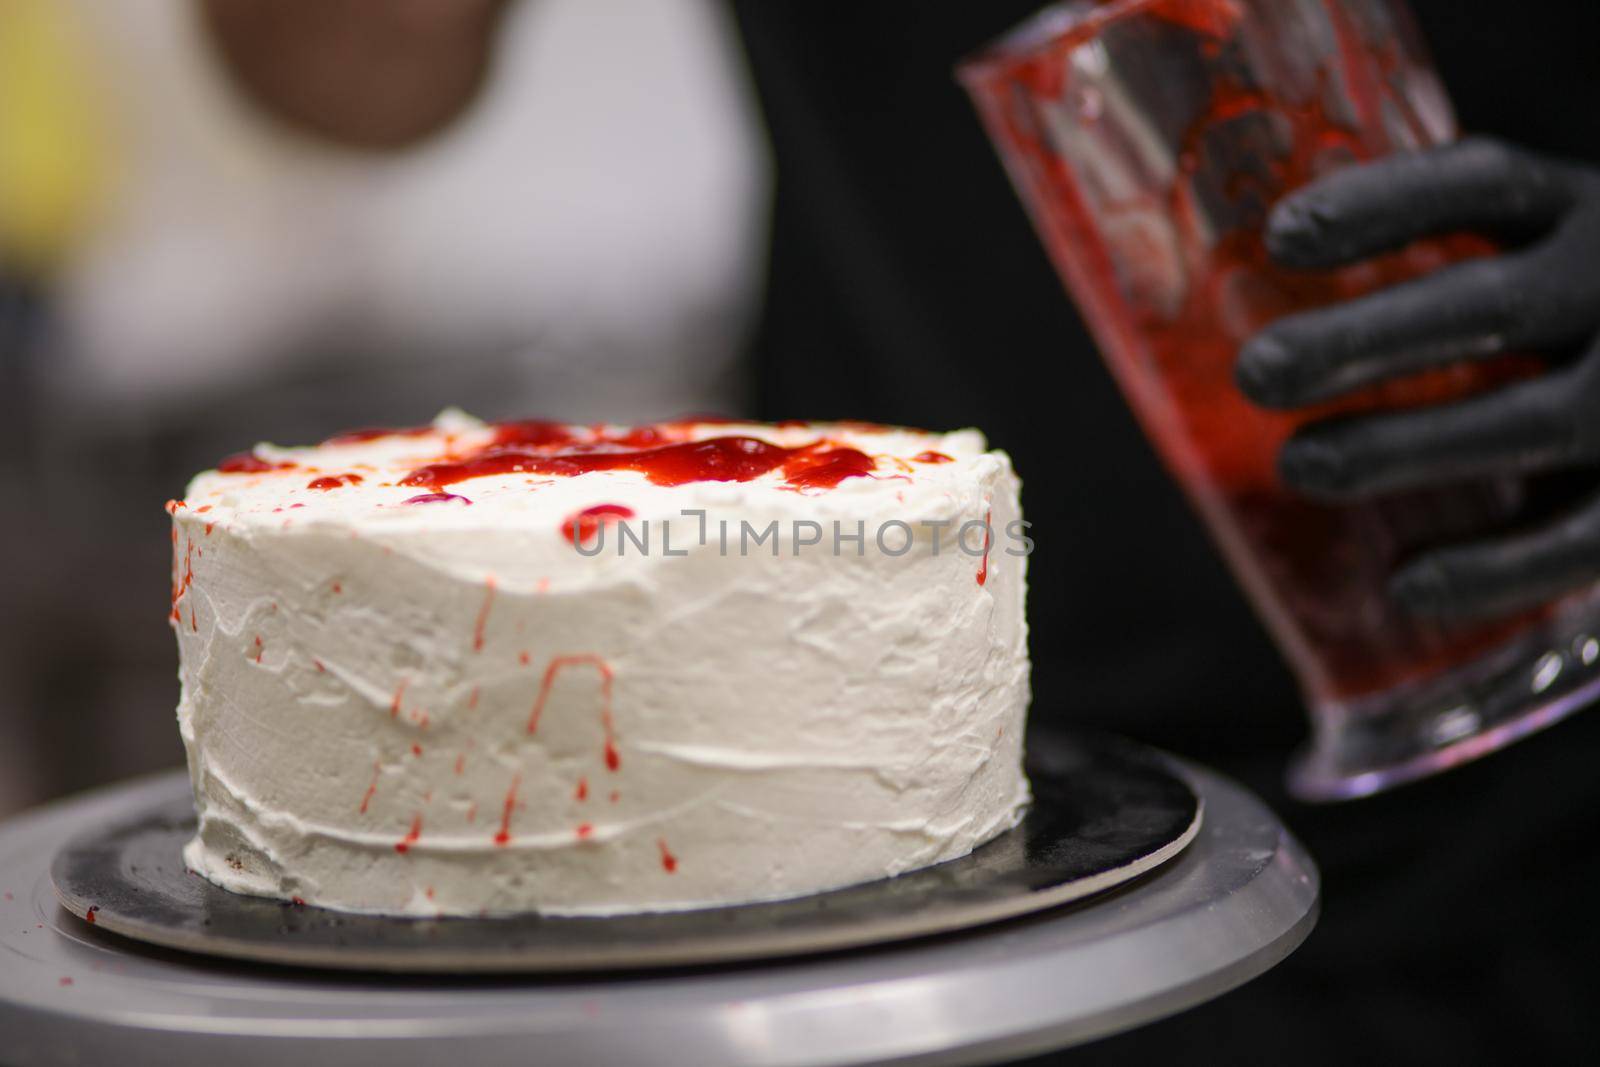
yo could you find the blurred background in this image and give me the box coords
[0,0,772,814]
[2,1,1598,1061]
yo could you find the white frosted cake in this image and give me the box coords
[167,411,1030,915]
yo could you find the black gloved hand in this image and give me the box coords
[1235,136,1600,622]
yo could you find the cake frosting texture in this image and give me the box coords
[168,411,1030,915]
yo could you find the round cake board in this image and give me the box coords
[47,734,1199,973]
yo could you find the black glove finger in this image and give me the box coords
[1278,364,1598,499]
[1391,488,1600,620]
[1237,255,1524,409]
[1266,137,1576,270]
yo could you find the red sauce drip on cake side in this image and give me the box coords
[977,508,993,587]
[472,578,496,652]
[493,774,521,846]
[394,814,423,854]
[169,536,195,623]
[358,761,380,813]
[527,654,620,772]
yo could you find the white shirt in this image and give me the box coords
[46,0,772,425]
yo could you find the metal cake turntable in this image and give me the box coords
[0,733,1318,1065]
[49,734,1201,972]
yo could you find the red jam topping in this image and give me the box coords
[325,425,433,445]
[404,492,472,505]
[212,420,894,496]
[602,424,684,449]
[402,436,875,492]
[783,447,876,490]
[562,504,636,544]
[308,473,364,490]
[218,451,294,474]
[491,420,579,448]
[913,451,953,464]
